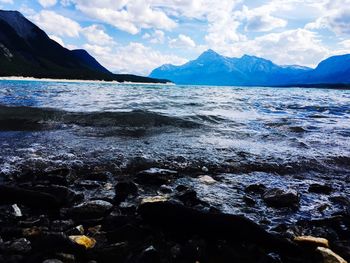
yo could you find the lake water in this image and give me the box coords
[0,80,349,225]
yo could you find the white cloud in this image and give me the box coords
[38,0,57,8]
[143,30,165,44]
[169,34,196,48]
[31,10,81,38]
[84,42,186,75]
[0,0,13,3]
[49,35,65,46]
[82,25,115,45]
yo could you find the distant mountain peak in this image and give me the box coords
[197,49,222,61]
[0,10,36,39]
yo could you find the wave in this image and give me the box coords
[0,105,202,131]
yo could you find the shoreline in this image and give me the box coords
[0,76,174,85]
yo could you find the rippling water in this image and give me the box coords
[0,80,349,224]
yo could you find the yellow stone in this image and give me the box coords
[141,195,169,204]
[317,247,348,263]
[294,236,329,248]
[69,235,96,249]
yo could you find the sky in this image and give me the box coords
[0,0,350,76]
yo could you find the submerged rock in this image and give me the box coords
[309,184,333,194]
[68,200,113,219]
[262,188,300,208]
[294,236,329,248]
[317,247,347,263]
[135,168,177,185]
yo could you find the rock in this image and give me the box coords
[69,235,96,249]
[245,184,267,194]
[43,259,64,263]
[243,195,256,206]
[175,185,189,192]
[177,190,203,206]
[309,184,333,194]
[135,168,177,185]
[119,202,137,214]
[201,166,209,173]
[6,238,31,253]
[51,220,75,232]
[0,185,60,209]
[137,201,308,257]
[11,204,22,217]
[316,247,347,263]
[198,175,216,184]
[262,188,300,208]
[159,185,172,194]
[115,181,138,202]
[68,200,113,219]
[294,236,329,248]
[33,185,82,206]
[141,196,169,204]
[75,180,101,189]
[139,245,160,263]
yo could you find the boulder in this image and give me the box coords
[294,236,329,248]
[69,235,96,249]
[262,188,300,208]
[309,184,333,195]
[68,200,113,219]
[316,247,347,263]
[245,184,267,194]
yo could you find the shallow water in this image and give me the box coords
[0,80,350,224]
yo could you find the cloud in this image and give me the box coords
[0,0,13,3]
[143,30,165,44]
[72,0,176,34]
[31,10,81,38]
[169,34,196,48]
[82,25,115,45]
[38,0,57,8]
[49,35,65,46]
[84,42,186,75]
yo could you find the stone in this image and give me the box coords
[198,175,216,184]
[309,184,333,194]
[68,200,113,219]
[43,259,64,263]
[316,247,347,263]
[69,235,96,249]
[139,245,160,263]
[262,188,300,208]
[115,181,138,202]
[294,236,329,248]
[11,204,22,217]
[245,184,267,194]
[135,168,177,185]
[7,238,31,253]
[243,195,256,206]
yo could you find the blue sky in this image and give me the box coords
[1,0,349,75]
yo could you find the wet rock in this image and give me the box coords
[42,259,64,263]
[243,195,256,206]
[69,235,96,249]
[175,185,188,192]
[11,204,22,217]
[135,168,177,185]
[245,184,267,194]
[67,200,113,219]
[198,175,216,184]
[177,190,203,206]
[316,247,347,263]
[139,245,160,263]
[138,201,306,256]
[262,188,300,208]
[294,236,329,248]
[33,185,82,206]
[6,238,31,254]
[75,180,101,189]
[119,202,137,215]
[159,185,172,194]
[201,166,209,173]
[309,184,333,195]
[51,220,75,232]
[0,185,60,209]
[115,181,138,202]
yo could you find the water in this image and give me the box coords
[0,80,350,226]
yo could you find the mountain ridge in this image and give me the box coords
[0,10,169,83]
[150,49,350,86]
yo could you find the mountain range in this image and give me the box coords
[0,10,168,83]
[150,49,350,86]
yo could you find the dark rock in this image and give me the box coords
[159,185,172,194]
[243,195,256,206]
[262,188,300,208]
[137,201,311,257]
[67,200,113,219]
[75,180,101,189]
[51,220,75,232]
[139,246,160,263]
[42,259,64,263]
[6,238,31,254]
[175,185,188,192]
[177,190,203,206]
[119,202,137,215]
[32,185,82,206]
[309,184,333,194]
[135,168,177,186]
[245,184,267,194]
[115,181,138,202]
[0,185,60,209]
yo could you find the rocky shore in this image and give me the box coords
[0,162,349,263]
